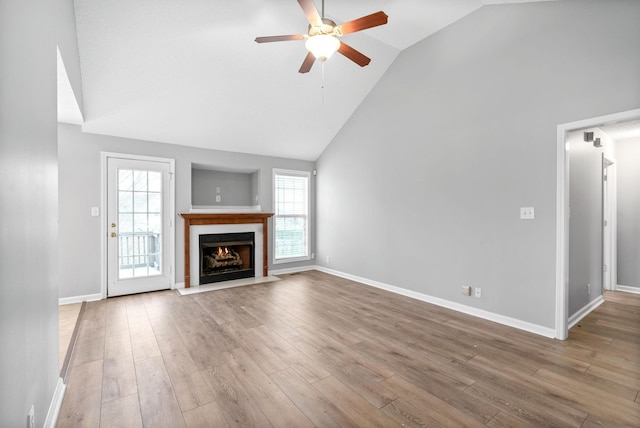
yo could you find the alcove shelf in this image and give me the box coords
[191,163,260,209]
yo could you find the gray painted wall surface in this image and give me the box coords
[616,139,640,289]
[192,169,256,206]
[58,124,315,299]
[0,0,60,425]
[316,0,640,329]
[57,0,83,113]
[568,130,604,316]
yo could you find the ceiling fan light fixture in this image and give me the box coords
[305,34,340,61]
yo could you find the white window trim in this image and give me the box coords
[273,168,311,264]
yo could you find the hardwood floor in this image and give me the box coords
[57,271,640,427]
[59,302,82,370]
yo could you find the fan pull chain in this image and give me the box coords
[321,61,326,104]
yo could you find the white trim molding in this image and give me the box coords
[59,293,102,305]
[616,285,640,294]
[269,265,317,276]
[44,377,66,428]
[568,296,605,329]
[555,108,640,340]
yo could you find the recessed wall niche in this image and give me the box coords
[191,164,260,208]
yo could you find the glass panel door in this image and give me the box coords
[107,157,171,296]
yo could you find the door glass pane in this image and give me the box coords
[148,192,161,213]
[134,170,147,191]
[148,171,161,192]
[119,213,133,233]
[117,168,162,279]
[119,170,133,191]
[133,192,148,212]
[119,191,133,212]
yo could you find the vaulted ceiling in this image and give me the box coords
[61,0,561,161]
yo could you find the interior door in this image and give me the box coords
[107,157,171,296]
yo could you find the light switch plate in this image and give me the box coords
[520,207,535,220]
[91,207,99,217]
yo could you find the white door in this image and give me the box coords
[107,157,172,296]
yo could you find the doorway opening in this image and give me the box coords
[556,108,640,340]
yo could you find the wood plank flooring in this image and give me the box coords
[59,302,82,370]
[57,271,640,427]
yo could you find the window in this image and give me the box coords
[273,169,310,263]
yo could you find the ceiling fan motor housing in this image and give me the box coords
[308,18,340,37]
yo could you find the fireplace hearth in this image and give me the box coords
[199,232,254,284]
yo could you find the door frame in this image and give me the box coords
[555,108,640,340]
[100,152,176,298]
[602,156,617,292]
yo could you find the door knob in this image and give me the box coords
[110,232,117,238]
[111,223,116,228]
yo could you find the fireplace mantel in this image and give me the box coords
[180,213,274,288]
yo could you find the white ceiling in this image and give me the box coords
[601,120,640,142]
[64,0,559,161]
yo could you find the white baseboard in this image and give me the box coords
[174,282,185,289]
[568,295,605,329]
[270,265,317,276]
[44,377,66,428]
[616,284,640,294]
[282,265,557,338]
[59,293,102,305]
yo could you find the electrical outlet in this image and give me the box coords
[587,283,591,295]
[474,288,482,298]
[326,255,330,263]
[311,253,315,259]
[462,285,471,296]
[520,207,535,220]
[215,195,221,202]
[27,405,34,428]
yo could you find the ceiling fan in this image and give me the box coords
[255,0,388,73]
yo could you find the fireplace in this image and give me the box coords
[199,232,255,284]
[180,213,273,288]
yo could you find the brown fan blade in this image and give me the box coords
[337,11,388,35]
[255,34,305,43]
[337,42,371,67]
[299,51,316,73]
[297,0,322,26]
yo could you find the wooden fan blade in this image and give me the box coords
[337,11,388,35]
[299,51,316,73]
[297,0,322,26]
[338,42,371,67]
[255,34,305,43]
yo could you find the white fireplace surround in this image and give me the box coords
[189,223,264,288]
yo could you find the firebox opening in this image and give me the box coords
[199,232,255,284]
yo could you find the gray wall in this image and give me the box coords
[316,0,640,329]
[191,168,257,206]
[568,130,604,316]
[58,124,315,299]
[616,139,640,289]
[57,0,83,113]
[0,0,60,426]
